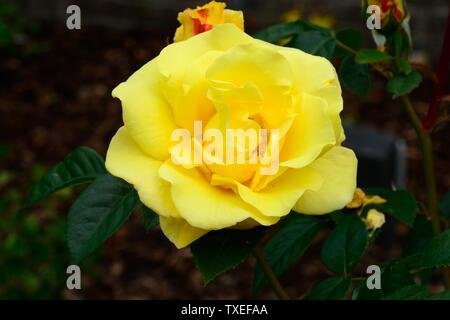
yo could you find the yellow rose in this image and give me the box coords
[106,24,357,248]
[174,1,244,42]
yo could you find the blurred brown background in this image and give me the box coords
[0,0,449,299]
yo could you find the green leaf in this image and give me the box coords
[352,279,383,300]
[355,49,392,64]
[333,28,363,58]
[321,215,368,275]
[403,215,434,257]
[383,285,428,300]
[353,262,414,300]
[402,215,434,284]
[395,58,413,75]
[140,204,159,231]
[252,214,323,294]
[329,210,359,225]
[308,277,351,300]
[0,21,13,48]
[381,262,415,295]
[402,229,450,271]
[387,70,423,98]
[339,55,372,96]
[365,189,418,226]
[439,191,450,219]
[0,144,10,163]
[288,30,335,60]
[253,21,300,43]
[429,291,450,300]
[0,1,18,18]
[24,147,106,208]
[391,28,411,58]
[67,174,139,263]
[191,228,265,284]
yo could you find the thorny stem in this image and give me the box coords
[401,96,449,289]
[400,97,448,291]
[400,96,441,234]
[254,245,290,300]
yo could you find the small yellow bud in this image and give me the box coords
[365,209,386,229]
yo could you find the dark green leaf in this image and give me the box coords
[353,262,414,300]
[402,229,450,271]
[403,215,434,257]
[0,21,13,48]
[0,2,17,18]
[253,22,300,43]
[321,215,368,275]
[365,189,418,226]
[352,279,383,300]
[395,58,413,75]
[339,55,372,96]
[0,144,10,163]
[429,291,450,300]
[391,28,411,58]
[403,215,434,284]
[355,49,392,64]
[140,204,159,231]
[394,29,405,57]
[333,28,363,58]
[439,191,450,219]
[387,70,423,98]
[382,262,415,295]
[67,174,139,263]
[252,214,323,294]
[24,147,106,208]
[308,277,351,300]
[191,228,265,284]
[288,30,335,60]
[383,285,428,300]
[329,210,358,225]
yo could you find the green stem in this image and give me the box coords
[335,35,448,287]
[254,245,290,300]
[400,96,441,234]
[400,96,449,288]
[334,37,357,55]
[336,36,441,237]
[334,37,392,78]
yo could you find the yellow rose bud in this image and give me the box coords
[173,1,244,42]
[365,209,386,229]
[106,24,357,248]
[366,0,406,29]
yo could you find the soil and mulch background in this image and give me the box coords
[1,23,449,299]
